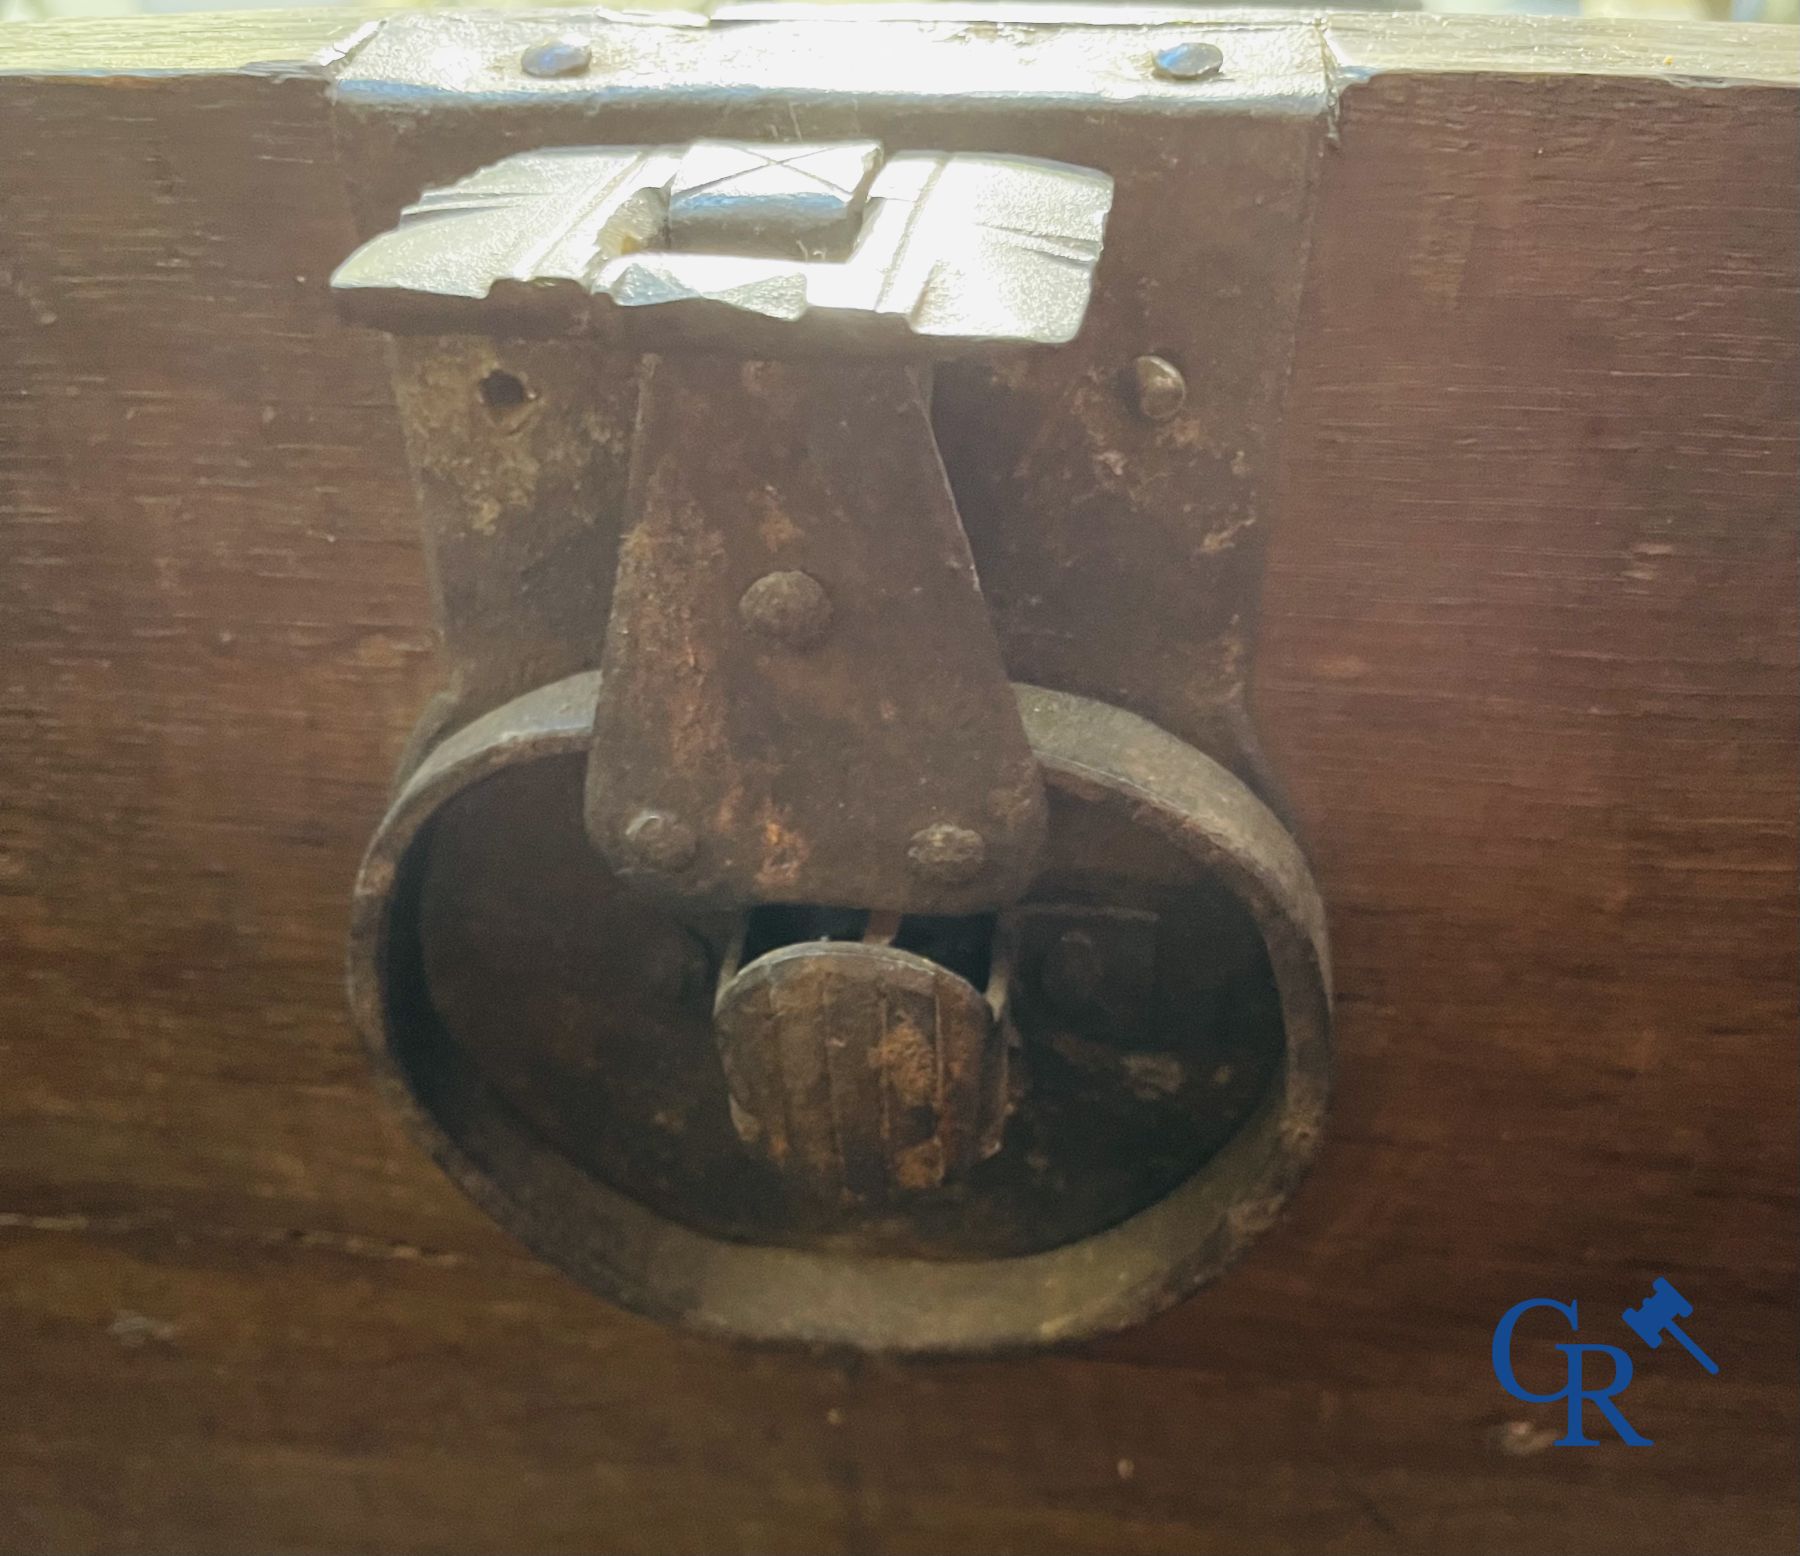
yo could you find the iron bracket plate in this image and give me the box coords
[327,7,1329,802]
[585,353,1049,911]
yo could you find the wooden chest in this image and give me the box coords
[1,8,1794,1552]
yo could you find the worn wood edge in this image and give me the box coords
[0,9,372,78]
[1,7,1793,89]
[1325,11,1799,88]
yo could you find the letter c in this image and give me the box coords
[1492,1298,1579,1403]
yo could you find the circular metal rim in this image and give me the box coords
[347,673,1331,1354]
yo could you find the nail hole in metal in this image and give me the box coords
[477,369,533,426]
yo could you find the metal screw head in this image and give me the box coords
[623,810,698,873]
[1131,355,1187,422]
[1151,40,1224,82]
[906,823,987,885]
[520,36,592,79]
[739,570,833,650]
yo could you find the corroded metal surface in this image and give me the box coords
[713,931,1010,1203]
[328,17,1328,790]
[585,353,1046,913]
[338,137,1105,910]
[330,16,1336,1348]
[347,674,1331,1352]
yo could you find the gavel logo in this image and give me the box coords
[1621,1276,1719,1374]
[1492,1276,1718,1446]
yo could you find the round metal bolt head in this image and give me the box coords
[1131,355,1187,422]
[1152,40,1225,82]
[739,570,833,650]
[624,810,698,873]
[906,823,987,885]
[520,37,592,79]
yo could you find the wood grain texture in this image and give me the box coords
[1324,10,1799,84]
[0,10,365,75]
[0,12,1795,1555]
[1254,52,1799,1551]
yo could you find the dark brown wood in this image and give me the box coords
[0,12,1794,1555]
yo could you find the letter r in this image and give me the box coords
[1554,1344,1652,1447]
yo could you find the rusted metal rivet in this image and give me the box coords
[906,823,987,885]
[1131,355,1187,422]
[739,570,832,650]
[1151,40,1224,82]
[1042,928,1105,1009]
[520,37,592,79]
[624,810,697,873]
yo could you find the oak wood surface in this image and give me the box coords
[0,11,1794,1554]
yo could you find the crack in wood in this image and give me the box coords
[0,1210,470,1270]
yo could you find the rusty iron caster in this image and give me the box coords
[333,45,1335,1353]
